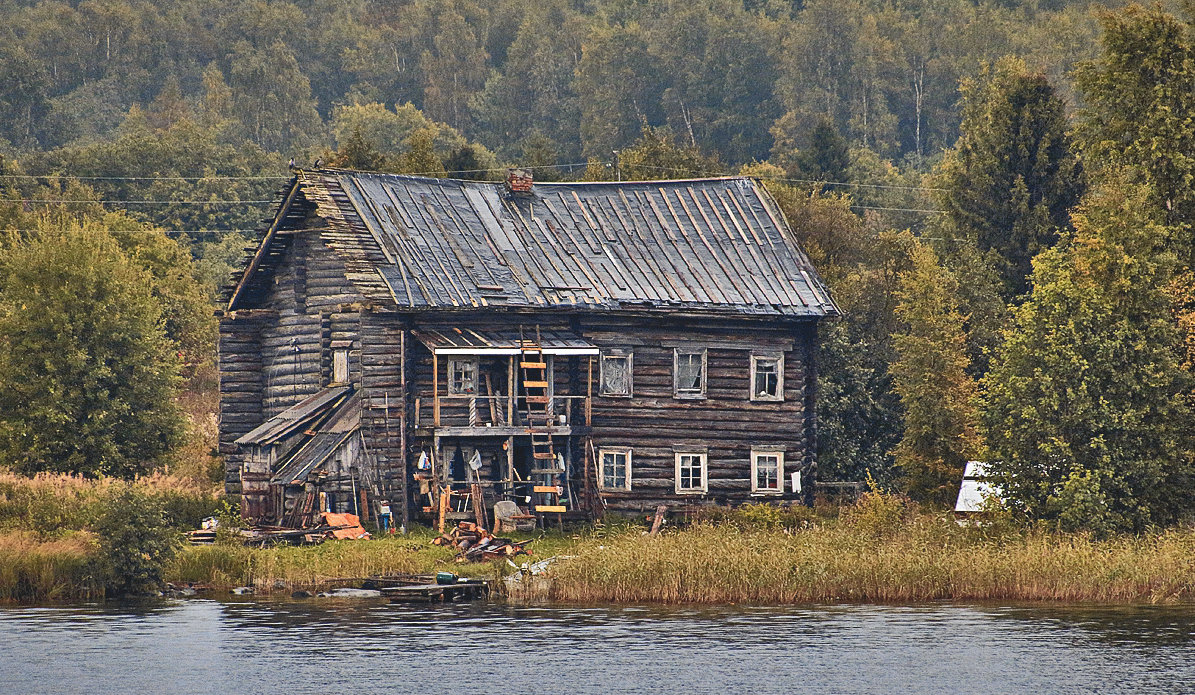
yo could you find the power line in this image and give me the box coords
[620,163,945,193]
[850,205,946,214]
[0,174,289,181]
[6,199,275,204]
[0,161,595,182]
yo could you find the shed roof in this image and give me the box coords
[235,386,351,446]
[229,171,839,319]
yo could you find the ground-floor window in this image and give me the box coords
[599,447,632,490]
[675,451,708,493]
[751,449,784,494]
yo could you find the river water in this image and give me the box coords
[2,599,1194,694]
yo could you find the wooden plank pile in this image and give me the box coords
[431,521,532,563]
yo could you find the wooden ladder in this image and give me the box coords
[519,327,566,525]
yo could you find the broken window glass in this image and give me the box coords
[675,349,705,396]
[752,355,781,400]
[600,352,632,396]
[448,359,477,395]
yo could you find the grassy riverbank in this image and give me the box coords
[6,483,1195,604]
[0,467,222,602]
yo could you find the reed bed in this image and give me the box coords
[0,467,221,533]
[0,531,100,602]
[545,516,1195,604]
[168,532,464,591]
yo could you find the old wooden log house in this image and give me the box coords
[218,168,839,528]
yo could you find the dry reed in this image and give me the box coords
[0,531,99,602]
[545,514,1195,604]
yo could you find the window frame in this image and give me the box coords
[446,358,479,396]
[673,347,708,399]
[598,447,633,491]
[599,350,634,398]
[750,448,785,495]
[674,450,708,494]
[749,352,784,402]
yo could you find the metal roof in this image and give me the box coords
[412,326,598,355]
[233,170,839,318]
[955,461,1003,513]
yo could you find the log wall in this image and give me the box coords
[219,229,367,498]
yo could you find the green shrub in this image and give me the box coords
[92,484,179,596]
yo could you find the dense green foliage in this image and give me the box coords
[935,57,1084,298]
[0,225,187,478]
[93,484,179,596]
[890,241,979,504]
[982,181,1195,532]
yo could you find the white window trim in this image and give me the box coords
[598,447,633,491]
[673,348,707,399]
[446,358,479,396]
[749,352,784,402]
[674,450,708,494]
[750,448,785,494]
[599,350,634,397]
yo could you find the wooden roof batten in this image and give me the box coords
[226,178,303,312]
[231,169,840,319]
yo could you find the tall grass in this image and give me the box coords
[0,468,221,533]
[543,497,1195,604]
[0,531,100,602]
[168,532,462,590]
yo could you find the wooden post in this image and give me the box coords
[432,352,440,427]
[437,484,449,533]
[507,355,515,425]
[586,356,593,425]
[400,330,410,533]
[506,435,515,497]
[650,504,668,535]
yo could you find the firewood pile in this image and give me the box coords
[432,522,532,563]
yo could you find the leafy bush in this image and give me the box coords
[92,484,179,596]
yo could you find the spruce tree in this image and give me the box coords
[1074,4,1195,234]
[981,180,1195,532]
[890,240,979,503]
[936,57,1083,299]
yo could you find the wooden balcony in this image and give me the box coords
[414,395,591,437]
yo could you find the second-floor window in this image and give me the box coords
[600,350,633,397]
[750,353,784,401]
[674,348,706,398]
[447,358,477,395]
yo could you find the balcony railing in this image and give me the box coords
[415,394,591,430]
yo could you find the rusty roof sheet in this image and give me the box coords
[265,171,838,318]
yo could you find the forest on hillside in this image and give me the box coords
[5,0,1195,533]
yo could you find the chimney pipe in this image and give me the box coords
[506,168,533,195]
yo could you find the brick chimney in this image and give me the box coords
[506,168,533,194]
